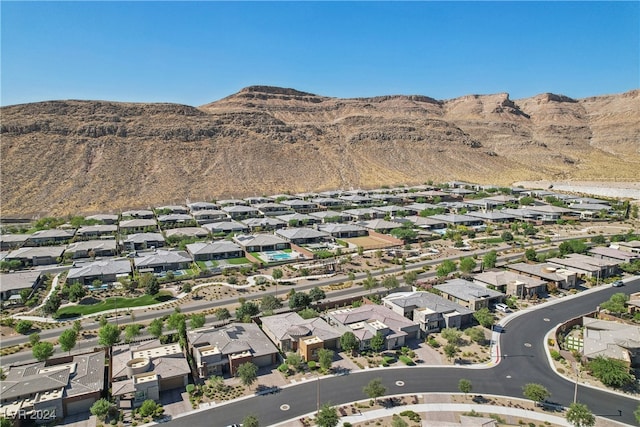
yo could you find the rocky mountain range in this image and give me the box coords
[1,86,638,217]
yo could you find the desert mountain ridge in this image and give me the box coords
[1,86,639,217]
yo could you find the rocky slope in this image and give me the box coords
[1,86,638,217]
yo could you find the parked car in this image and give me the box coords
[612,280,624,287]
[494,303,510,313]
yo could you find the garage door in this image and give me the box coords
[160,376,186,392]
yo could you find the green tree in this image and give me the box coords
[236,300,260,321]
[390,226,418,243]
[464,327,487,345]
[483,250,497,269]
[363,378,386,404]
[362,271,379,293]
[90,398,115,421]
[473,307,496,329]
[68,282,87,301]
[441,328,462,344]
[215,307,231,321]
[600,293,628,314]
[32,341,55,361]
[458,379,472,399]
[15,320,33,334]
[391,415,409,427]
[559,239,588,256]
[236,362,258,387]
[501,231,514,242]
[318,348,334,371]
[357,246,364,256]
[59,328,78,354]
[459,257,477,274]
[370,332,385,353]
[590,235,606,245]
[167,312,187,335]
[309,286,326,302]
[298,307,320,319]
[139,399,159,418]
[260,294,282,312]
[243,414,259,427]
[272,268,283,281]
[522,383,550,406]
[289,292,312,310]
[635,404,640,424]
[403,270,418,287]
[525,248,537,261]
[381,275,399,290]
[190,313,206,329]
[443,343,458,361]
[148,318,164,338]
[315,403,339,427]
[42,293,62,315]
[436,259,457,277]
[124,324,142,343]
[72,320,82,334]
[29,332,41,346]
[588,356,634,387]
[566,402,595,427]
[340,331,359,355]
[98,323,121,348]
[140,272,160,295]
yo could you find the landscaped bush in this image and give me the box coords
[399,410,421,423]
[550,350,562,361]
[427,337,440,348]
[383,355,395,364]
[186,384,195,394]
[399,355,414,365]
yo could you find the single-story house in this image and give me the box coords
[339,194,374,206]
[617,240,640,255]
[187,324,279,379]
[119,219,158,234]
[0,270,43,302]
[163,227,209,240]
[133,250,192,273]
[202,220,249,235]
[192,209,229,225]
[255,203,294,217]
[244,196,274,205]
[324,304,420,351]
[85,214,119,224]
[187,201,219,212]
[466,210,516,223]
[0,351,105,420]
[234,234,291,253]
[221,205,260,220]
[121,233,165,252]
[310,198,347,209]
[186,241,244,261]
[260,312,342,361]
[275,228,331,245]
[582,317,640,366]
[372,205,410,218]
[527,205,576,222]
[121,210,154,219]
[434,279,503,311]
[356,219,404,233]
[241,217,287,232]
[64,240,117,259]
[401,216,447,230]
[382,291,474,334]
[506,262,577,289]
[280,199,319,213]
[318,224,369,239]
[473,270,547,299]
[428,214,484,228]
[5,246,66,266]
[111,340,190,408]
[276,213,320,226]
[75,224,118,240]
[155,205,189,214]
[156,214,196,228]
[589,246,640,263]
[342,208,382,221]
[66,259,132,286]
[25,229,76,247]
[0,234,29,251]
[548,254,618,279]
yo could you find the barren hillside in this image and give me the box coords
[1,86,638,217]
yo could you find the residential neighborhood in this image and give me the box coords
[1,182,639,426]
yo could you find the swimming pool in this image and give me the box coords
[264,251,296,262]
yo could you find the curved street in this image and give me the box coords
[165,277,640,427]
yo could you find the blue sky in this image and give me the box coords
[1,1,638,106]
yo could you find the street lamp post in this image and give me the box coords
[573,361,581,403]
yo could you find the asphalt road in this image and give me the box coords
[164,277,640,427]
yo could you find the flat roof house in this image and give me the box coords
[506,262,577,289]
[0,351,105,421]
[276,228,331,245]
[67,259,132,286]
[260,312,342,361]
[434,279,503,311]
[121,233,165,252]
[134,250,192,273]
[325,304,420,351]
[6,246,65,266]
[75,224,118,240]
[382,291,474,334]
[473,270,547,299]
[187,323,279,379]
[25,229,76,247]
[64,240,117,259]
[234,234,291,253]
[0,234,29,251]
[0,270,43,302]
[186,241,244,261]
[111,340,190,408]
